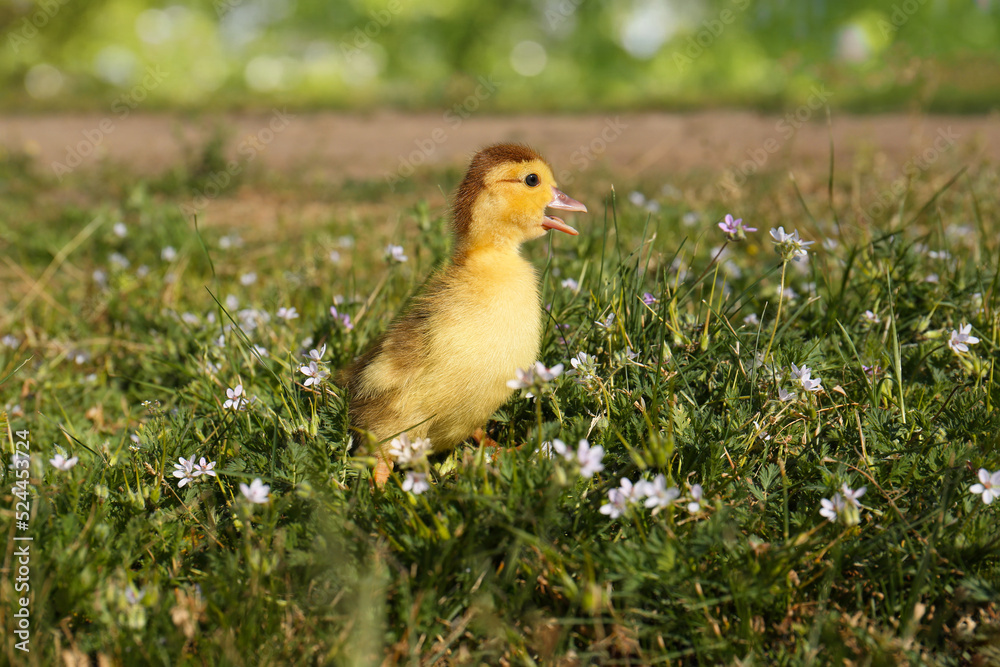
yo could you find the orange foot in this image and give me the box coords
[372,455,394,488]
[472,427,500,448]
[472,427,523,463]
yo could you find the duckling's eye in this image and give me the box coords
[524,173,540,187]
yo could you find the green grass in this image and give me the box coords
[1,143,999,665]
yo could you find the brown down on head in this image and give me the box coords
[451,142,547,240]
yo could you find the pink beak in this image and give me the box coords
[542,186,587,236]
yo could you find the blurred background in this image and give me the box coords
[3,0,999,113]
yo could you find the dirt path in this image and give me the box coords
[2,111,997,186]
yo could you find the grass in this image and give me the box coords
[1,138,999,666]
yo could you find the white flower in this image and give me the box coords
[539,439,569,459]
[124,584,143,605]
[219,234,243,249]
[639,474,680,510]
[506,366,536,390]
[240,272,257,286]
[569,352,598,382]
[574,439,605,477]
[240,478,270,504]
[970,468,1000,505]
[628,191,646,207]
[841,483,866,507]
[742,313,760,327]
[299,361,329,387]
[277,307,299,321]
[194,457,217,478]
[686,484,704,513]
[386,244,408,263]
[49,453,79,471]
[173,456,196,487]
[778,387,797,402]
[752,421,772,441]
[561,277,580,291]
[862,310,880,324]
[617,478,645,503]
[223,384,247,410]
[600,478,643,518]
[329,250,341,263]
[819,493,845,522]
[387,433,432,466]
[599,488,628,519]
[402,471,430,494]
[820,484,865,525]
[801,376,823,393]
[113,221,128,238]
[306,345,326,362]
[109,252,130,269]
[8,452,30,470]
[948,323,980,354]
[161,246,177,261]
[769,227,814,262]
[595,312,616,330]
[533,361,564,382]
[790,363,822,393]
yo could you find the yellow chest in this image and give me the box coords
[430,251,542,376]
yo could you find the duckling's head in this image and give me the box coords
[453,143,587,253]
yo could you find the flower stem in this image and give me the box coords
[764,260,788,364]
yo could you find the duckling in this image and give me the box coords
[339,142,587,484]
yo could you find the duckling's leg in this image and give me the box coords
[372,454,393,488]
[472,427,499,448]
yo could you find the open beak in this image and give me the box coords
[542,186,587,236]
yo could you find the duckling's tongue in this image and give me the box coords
[542,215,579,235]
[543,186,587,235]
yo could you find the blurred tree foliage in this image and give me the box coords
[1,0,998,111]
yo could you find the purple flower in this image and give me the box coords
[718,214,756,241]
[330,306,353,330]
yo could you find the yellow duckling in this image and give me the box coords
[339,142,587,484]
